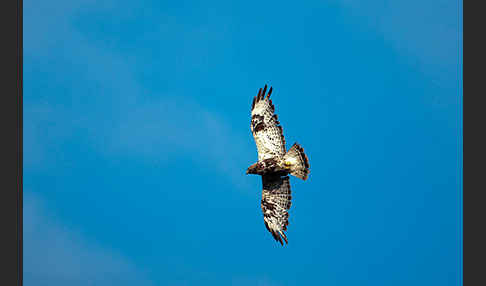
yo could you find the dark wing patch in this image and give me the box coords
[261,174,292,245]
[251,114,265,132]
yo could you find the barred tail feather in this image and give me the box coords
[284,143,310,180]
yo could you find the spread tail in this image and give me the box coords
[283,143,310,180]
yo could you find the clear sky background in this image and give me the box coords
[24,1,462,285]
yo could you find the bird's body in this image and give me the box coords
[246,85,310,245]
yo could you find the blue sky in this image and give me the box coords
[24,1,462,285]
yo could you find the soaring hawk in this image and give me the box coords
[246,85,310,245]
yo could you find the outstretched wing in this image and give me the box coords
[261,174,292,245]
[251,85,286,161]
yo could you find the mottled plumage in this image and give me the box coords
[246,85,310,245]
[250,85,286,161]
[261,175,292,245]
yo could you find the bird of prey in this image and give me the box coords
[246,85,310,245]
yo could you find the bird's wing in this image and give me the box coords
[251,85,286,161]
[261,174,292,245]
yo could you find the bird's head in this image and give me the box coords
[246,162,259,175]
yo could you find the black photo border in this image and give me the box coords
[464,1,481,285]
[1,0,22,285]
